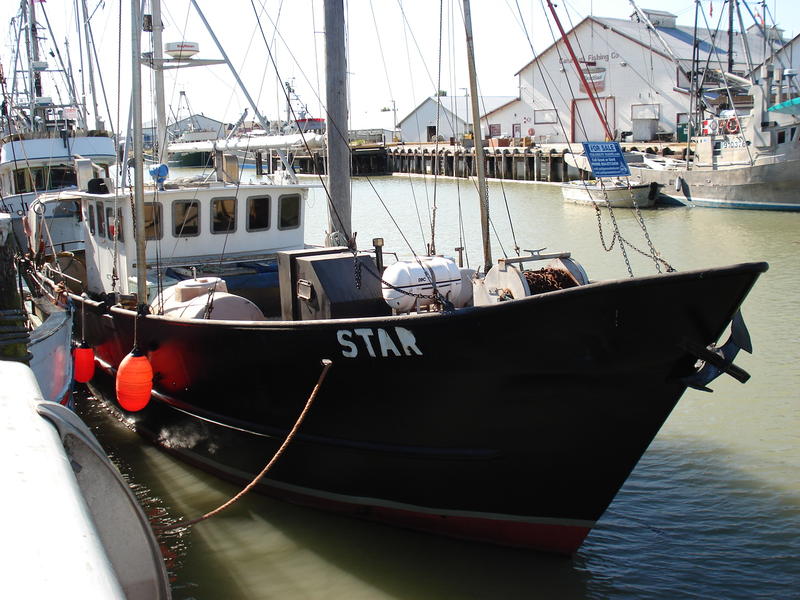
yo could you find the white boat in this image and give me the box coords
[0,0,116,254]
[560,179,659,207]
[623,10,800,211]
[1,212,74,406]
[0,361,170,599]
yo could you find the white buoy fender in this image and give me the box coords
[675,176,683,192]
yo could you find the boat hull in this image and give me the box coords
[79,262,766,554]
[560,182,658,207]
[630,159,800,210]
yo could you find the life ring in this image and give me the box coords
[726,117,740,134]
[527,127,535,136]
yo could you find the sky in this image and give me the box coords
[2,0,800,134]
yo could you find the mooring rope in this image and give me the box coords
[157,358,333,531]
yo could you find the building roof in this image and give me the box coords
[514,12,785,76]
[398,96,517,127]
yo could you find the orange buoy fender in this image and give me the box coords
[116,348,153,412]
[72,342,95,383]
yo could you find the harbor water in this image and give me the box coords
[77,173,799,599]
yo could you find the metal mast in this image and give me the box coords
[80,0,102,129]
[151,0,168,164]
[26,0,41,130]
[131,0,148,308]
[462,0,492,272]
[324,0,351,246]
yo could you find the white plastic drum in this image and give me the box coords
[382,256,464,312]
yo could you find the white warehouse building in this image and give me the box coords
[482,9,783,144]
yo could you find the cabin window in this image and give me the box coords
[32,167,46,192]
[144,202,163,240]
[246,195,271,231]
[713,141,722,157]
[777,130,786,144]
[211,197,236,234]
[278,194,300,230]
[173,200,200,237]
[49,167,77,189]
[105,206,123,242]
[96,201,106,237]
[87,204,96,235]
[13,169,29,194]
[791,127,797,141]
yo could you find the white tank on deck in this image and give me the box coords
[150,277,265,321]
[381,256,468,312]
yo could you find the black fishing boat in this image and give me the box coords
[26,0,767,555]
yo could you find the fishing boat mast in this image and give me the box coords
[462,0,492,272]
[150,0,168,163]
[324,0,351,246]
[131,0,148,308]
[24,0,41,131]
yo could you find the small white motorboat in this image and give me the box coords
[560,179,660,207]
[0,361,170,599]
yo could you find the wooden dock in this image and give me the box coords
[257,142,687,182]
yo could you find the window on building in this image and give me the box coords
[96,201,106,237]
[534,109,558,124]
[631,104,660,119]
[173,200,200,237]
[143,202,162,240]
[247,196,270,231]
[278,194,300,230]
[211,197,236,234]
[87,204,96,235]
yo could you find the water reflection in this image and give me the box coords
[78,389,799,600]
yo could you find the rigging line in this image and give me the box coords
[511,0,583,144]
[369,1,394,103]
[561,4,611,128]
[38,5,80,114]
[447,0,469,267]
[540,0,594,142]
[249,0,349,238]
[83,11,115,136]
[311,1,322,117]
[430,0,444,256]
[697,1,754,165]
[399,7,431,249]
[513,1,577,152]
[474,84,518,257]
